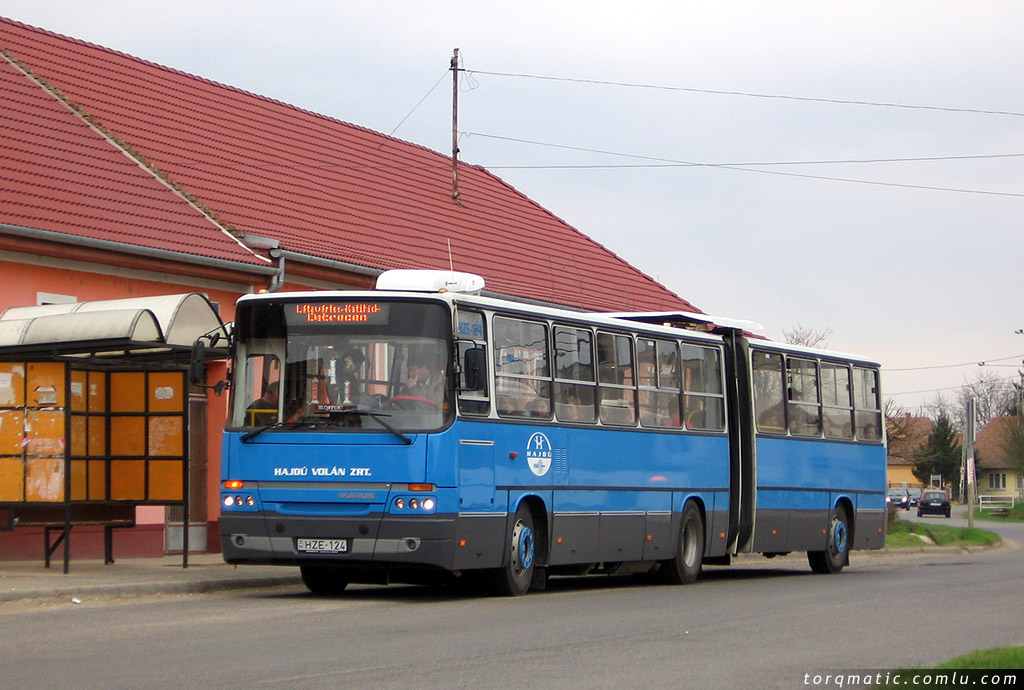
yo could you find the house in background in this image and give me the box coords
[973,416,1023,501]
[884,414,934,488]
[0,17,701,559]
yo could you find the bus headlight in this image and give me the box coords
[390,495,436,514]
[223,494,257,509]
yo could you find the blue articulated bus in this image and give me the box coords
[218,270,886,595]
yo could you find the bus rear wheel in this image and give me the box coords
[300,565,349,595]
[490,504,536,596]
[808,505,850,574]
[661,502,704,585]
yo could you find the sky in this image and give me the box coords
[3,1,1023,415]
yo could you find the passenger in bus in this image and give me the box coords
[246,381,279,426]
[402,358,444,403]
[525,396,551,418]
[557,392,587,422]
[285,396,307,423]
[338,348,365,403]
[861,423,879,440]
[757,404,785,432]
[786,388,820,435]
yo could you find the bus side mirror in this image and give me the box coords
[190,339,228,396]
[462,346,486,391]
[189,340,206,386]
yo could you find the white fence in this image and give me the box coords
[977,495,1015,510]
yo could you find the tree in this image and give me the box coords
[926,371,1020,433]
[913,413,962,490]
[782,324,832,349]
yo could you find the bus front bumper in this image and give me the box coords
[219,511,507,572]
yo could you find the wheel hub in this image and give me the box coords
[512,520,535,571]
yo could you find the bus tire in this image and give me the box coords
[661,502,704,585]
[808,504,850,574]
[490,503,536,596]
[300,565,349,595]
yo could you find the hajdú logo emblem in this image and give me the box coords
[525,432,553,477]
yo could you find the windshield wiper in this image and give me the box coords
[332,409,413,445]
[240,411,413,445]
[240,420,318,443]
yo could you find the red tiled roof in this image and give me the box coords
[0,35,268,269]
[975,416,1021,470]
[885,414,934,466]
[0,17,698,313]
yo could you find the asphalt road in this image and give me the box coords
[2,514,1021,690]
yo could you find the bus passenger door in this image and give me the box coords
[457,439,495,510]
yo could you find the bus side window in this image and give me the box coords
[456,309,490,416]
[681,344,726,431]
[753,351,785,433]
[554,325,597,424]
[596,332,636,426]
[638,338,681,428]
[853,367,882,441]
[786,357,821,436]
[493,316,551,419]
[821,363,854,439]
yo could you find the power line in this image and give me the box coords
[466,132,1024,167]
[387,69,450,137]
[464,132,1024,199]
[886,354,1024,372]
[465,69,1024,118]
[888,381,1021,398]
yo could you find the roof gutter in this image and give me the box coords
[1,222,278,276]
[267,249,579,309]
[268,248,382,292]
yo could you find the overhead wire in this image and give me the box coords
[463,132,1024,198]
[465,69,1024,118]
[886,354,1024,372]
[387,69,450,138]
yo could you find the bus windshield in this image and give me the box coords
[229,298,452,433]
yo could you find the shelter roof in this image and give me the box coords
[0,293,228,362]
[0,17,697,313]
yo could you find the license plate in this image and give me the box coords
[296,538,349,554]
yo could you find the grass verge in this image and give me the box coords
[891,647,1024,688]
[885,518,1001,548]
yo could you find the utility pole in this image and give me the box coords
[451,48,460,202]
[965,397,977,528]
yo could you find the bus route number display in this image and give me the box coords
[290,302,389,325]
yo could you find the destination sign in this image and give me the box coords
[290,302,389,325]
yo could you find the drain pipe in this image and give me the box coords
[268,249,286,292]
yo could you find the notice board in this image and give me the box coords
[0,362,187,505]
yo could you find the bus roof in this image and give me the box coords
[235,289,878,367]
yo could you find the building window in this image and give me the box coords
[988,473,1006,491]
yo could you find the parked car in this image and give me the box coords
[907,487,923,507]
[917,489,951,518]
[886,487,911,510]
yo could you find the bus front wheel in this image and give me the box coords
[661,502,704,585]
[808,504,850,574]
[300,565,349,595]
[490,504,536,596]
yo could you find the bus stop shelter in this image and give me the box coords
[0,294,229,572]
